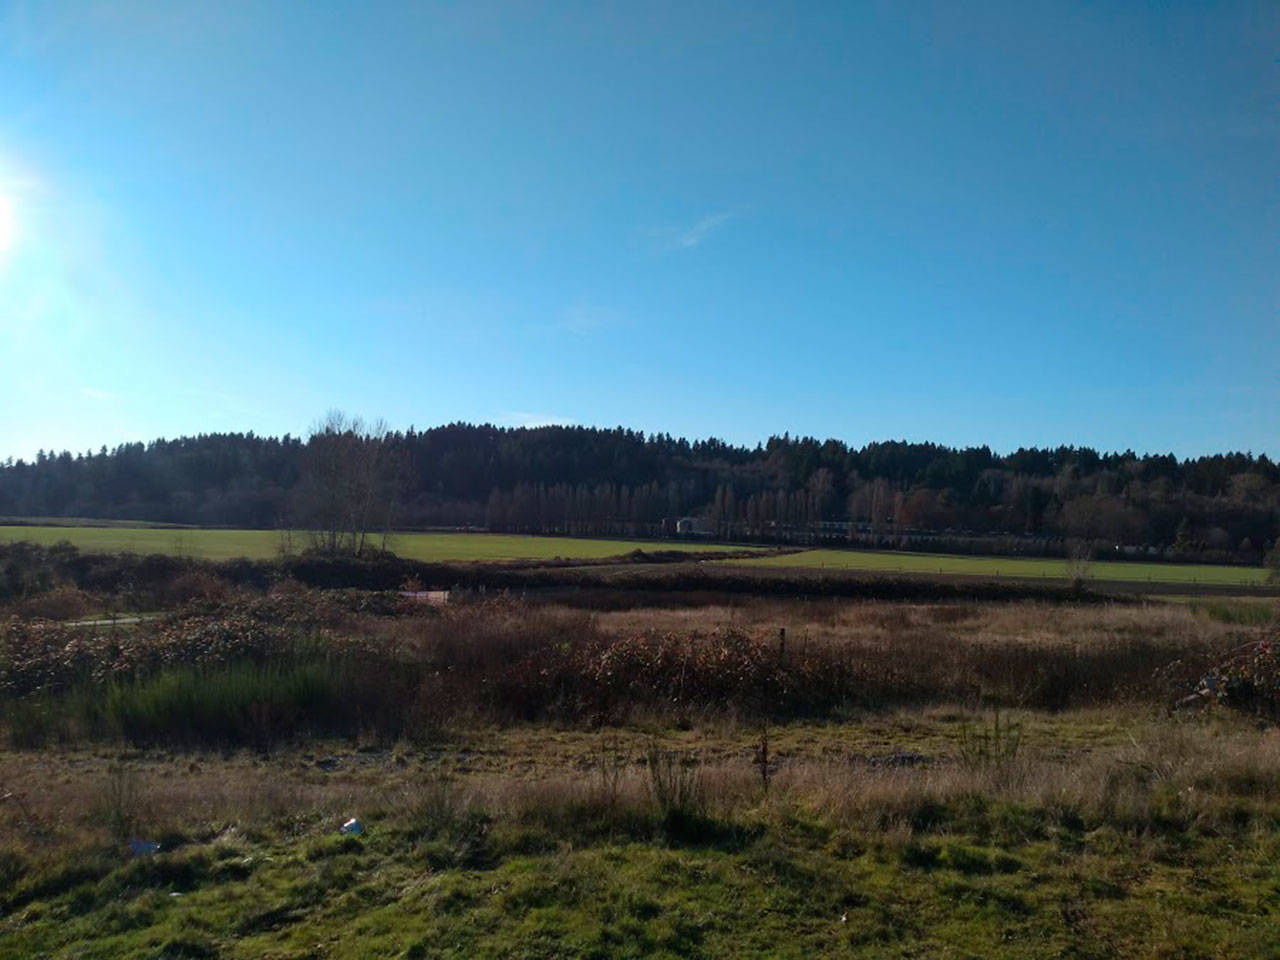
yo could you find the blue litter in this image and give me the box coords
[340,818,364,835]
[129,839,160,856]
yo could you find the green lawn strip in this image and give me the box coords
[0,527,758,563]
[2,525,1264,586]
[0,516,199,529]
[729,548,1267,586]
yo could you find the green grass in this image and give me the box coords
[1188,599,1280,626]
[5,661,349,749]
[0,526,756,563]
[5,699,1280,957]
[0,516,197,529]
[729,548,1269,586]
[6,712,1280,959]
[1,524,1268,585]
[12,828,1279,959]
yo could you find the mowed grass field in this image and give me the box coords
[0,525,756,563]
[730,548,1269,586]
[0,524,1268,586]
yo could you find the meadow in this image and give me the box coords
[1,523,1268,587]
[2,591,1279,957]
[0,525,759,564]
[731,547,1269,586]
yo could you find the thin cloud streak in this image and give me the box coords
[669,212,732,250]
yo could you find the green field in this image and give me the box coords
[0,525,755,563]
[0,524,1268,586]
[730,548,1269,586]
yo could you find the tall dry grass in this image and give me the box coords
[1,593,1264,747]
[5,713,1278,882]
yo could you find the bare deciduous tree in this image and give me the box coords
[292,411,406,555]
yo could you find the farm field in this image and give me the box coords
[0,525,759,563]
[730,548,1269,586]
[0,524,1269,586]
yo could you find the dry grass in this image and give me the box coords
[5,594,1260,749]
[3,591,1277,956]
[592,596,1235,647]
[3,709,1275,862]
[367,596,1248,716]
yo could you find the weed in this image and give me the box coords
[644,744,706,836]
[101,764,143,841]
[593,733,630,809]
[957,709,1023,770]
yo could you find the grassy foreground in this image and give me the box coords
[731,548,1269,586]
[4,712,1280,959]
[3,592,1280,956]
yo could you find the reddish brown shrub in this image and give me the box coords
[14,587,95,622]
[159,571,231,607]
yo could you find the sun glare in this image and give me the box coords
[0,191,16,261]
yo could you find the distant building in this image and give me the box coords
[674,516,714,536]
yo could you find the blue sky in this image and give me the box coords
[0,1,1275,461]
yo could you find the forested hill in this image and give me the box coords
[1,425,1277,562]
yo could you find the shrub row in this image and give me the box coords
[1,540,1110,609]
[2,591,1244,747]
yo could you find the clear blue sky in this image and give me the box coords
[1,1,1275,461]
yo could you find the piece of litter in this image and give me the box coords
[340,818,364,835]
[128,839,160,857]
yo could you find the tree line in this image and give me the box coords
[1,421,1276,562]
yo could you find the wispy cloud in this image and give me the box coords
[668,211,733,251]
[555,300,624,336]
[499,411,577,429]
[79,386,117,401]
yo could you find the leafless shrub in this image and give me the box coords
[14,587,95,622]
[160,571,232,606]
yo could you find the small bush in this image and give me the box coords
[1199,638,1280,720]
[15,586,95,621]
[160,571,231,606]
